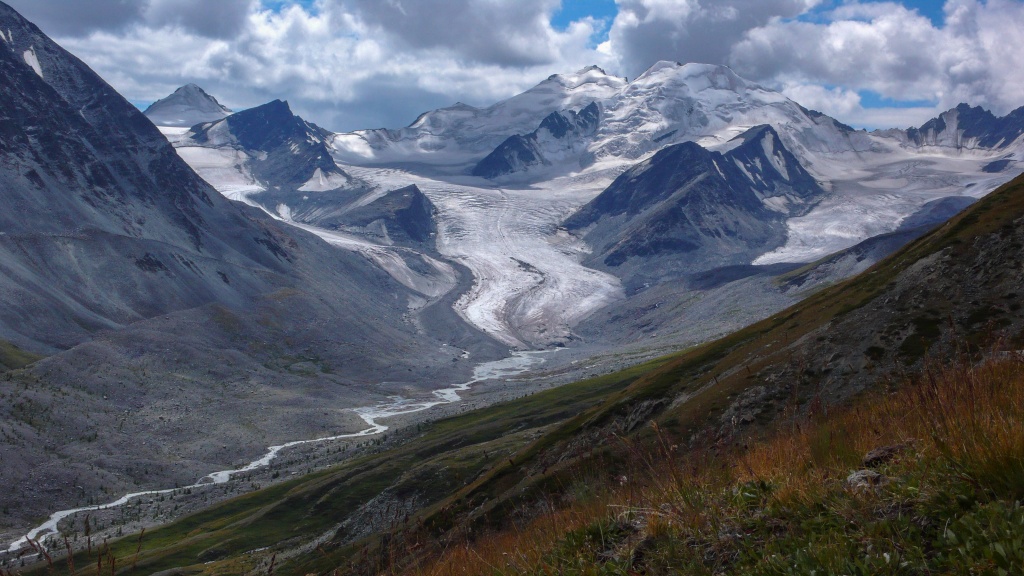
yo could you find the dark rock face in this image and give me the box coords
[472,134,543,178]
[802,106,857,133]
[897,196,975,232]
[0,0,498,366]
[983,159,1014,173]
[0,4,286,348]
[906,103,1024,149]
[340,185,437,247]
[190,99,350,190]
[471,102,601,178]
[564,125,824,282]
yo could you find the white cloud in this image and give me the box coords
[603,0,822,78]
[781,84,863,117]
[143,0,255,38]
[6,0,1024,133]
[852,106,947,130]
[7,0,256,38]
[778,83,942,129]
[730,0,1024,115]
[340,0,589,67]
[5,0,144,37]
[45,1,614,131]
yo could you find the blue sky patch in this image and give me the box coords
[264,0,318,14]
[859,90,938,109]
[551,0,617,44]
[800,0,945,26]
[889,0,946,26]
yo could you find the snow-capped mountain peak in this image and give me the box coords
[333,61,869,174]
[144,83,232,128]
[631,60,684,81]
[542,65,626,91]
[896,103,1024,150]
[632,61,753,92]
[332,64,626,166]
[186,98,350,191]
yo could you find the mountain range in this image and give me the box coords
[146,59,1023,351]
[2,0,1024,570]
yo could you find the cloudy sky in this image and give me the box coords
[8,0,1024,132]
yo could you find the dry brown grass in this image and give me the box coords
[407,348,1024,575]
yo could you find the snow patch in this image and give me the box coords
[761,195,791,213]
[174,146,261,203]
[23,46,42,79]
[712,159,726,179]
[760,133,790,180]
[299,167,350,192]
[754,149,1024,264]
[733,157,756,183]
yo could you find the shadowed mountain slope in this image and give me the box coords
[565,125,824,284]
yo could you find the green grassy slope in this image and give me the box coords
[0,340,42,371]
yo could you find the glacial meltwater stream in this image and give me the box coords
[5,351,549,554]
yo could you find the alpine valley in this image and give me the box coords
[2,1,1024,574]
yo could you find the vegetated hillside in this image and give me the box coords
[36,172,1024,575]
[281,170,1024,573]
[417,346,1024,575]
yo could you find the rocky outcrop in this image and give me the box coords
[564,125,824,283]
[471,102,600,178]
[339,185,437,248]
[904,104,1024,149]
[189,99,351,190]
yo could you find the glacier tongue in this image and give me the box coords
[344,167,624,348]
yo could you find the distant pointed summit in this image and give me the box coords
[144,83,232,127]
[188,98,350,190]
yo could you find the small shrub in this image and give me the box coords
[936,500,1024,575]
